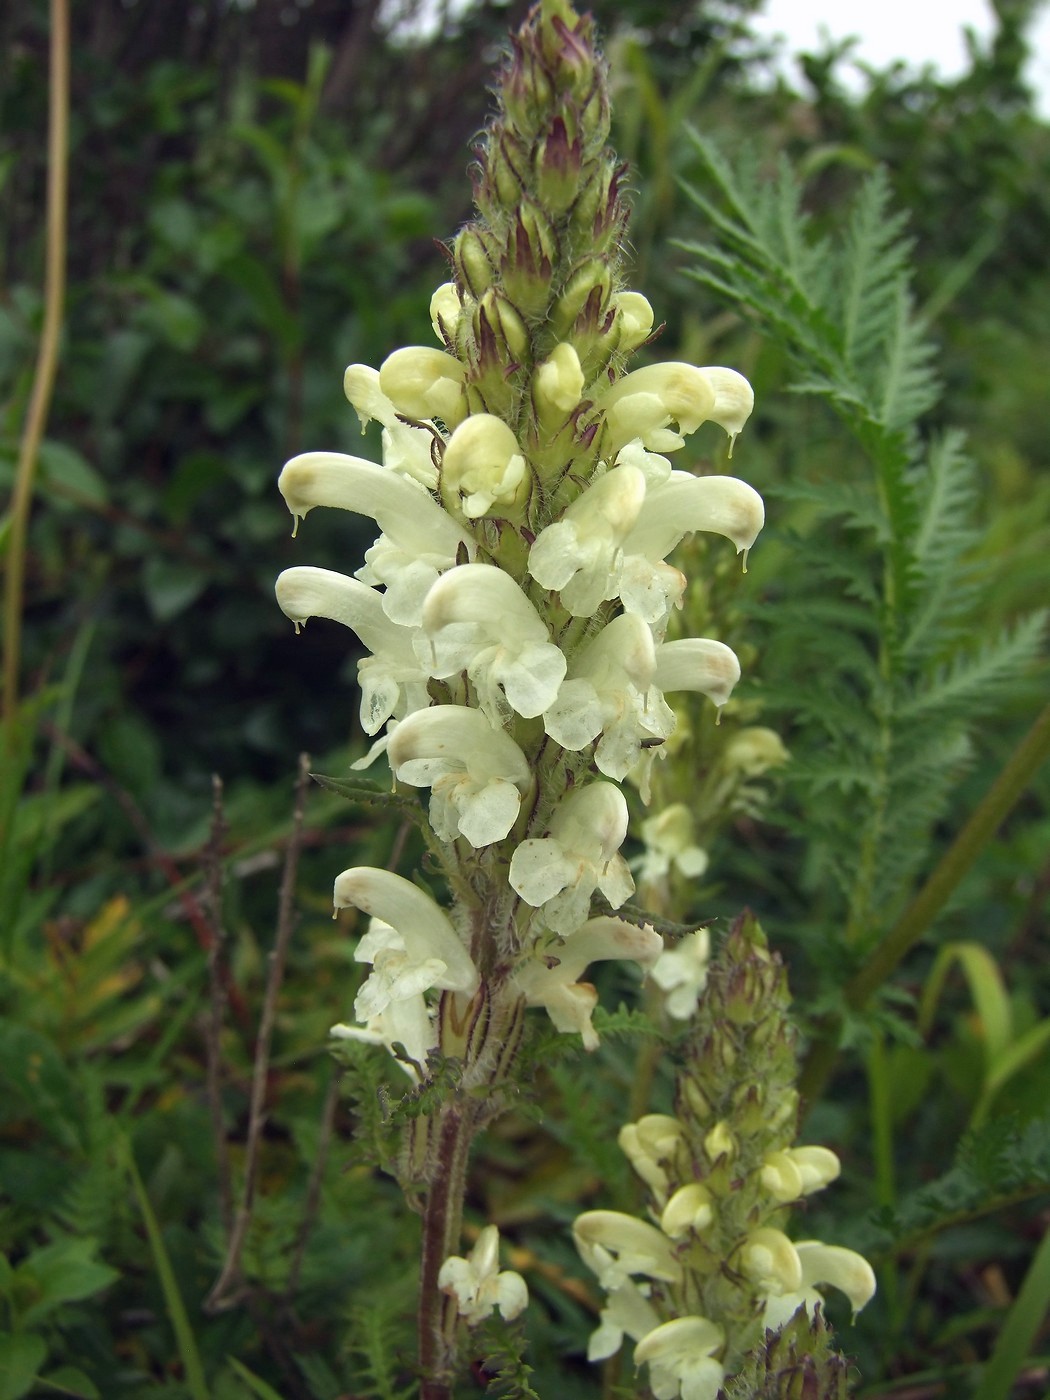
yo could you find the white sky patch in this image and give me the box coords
[744,0,1050,115]
[379,0,1050,113]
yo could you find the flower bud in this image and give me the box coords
[533,342,585,420]
[613,291,655,353]
[703,1120,736,1164]
[551,259,611,339]
[442,413,529,520]
[477,289,530,364]
[536,114,583,213]
[455,226,499,298]
[379,347,466,427]
[660,1183,715,1239]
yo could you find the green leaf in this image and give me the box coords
[310,770,421,817]
[0,1022,83,1151]
[37,441,107,510]
[142,554,208,621]
[0,1334,47,1400]
[918,941,1013,1064]
[37,1367,101,1398]
[138,289,206,352]
[15,1238,120,1330]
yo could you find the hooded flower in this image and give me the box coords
[275,566,430,733]
[633,804,709,888]
[543,612,675,781]
[649,929,712,1021]
[333,868,478,1016]
[438,1225,528,1326]
[330,989,436,1077]
[617,1114,686,1204]
[277,451,474,625]
[420,562,567,721]
[759,1239,877,1330]
[655,638,741,710]
[509,782,634,934]
[600,362,717,455]
[386,704,532,847]
[619,470,765,629]
[343,362,440,489]
[587,1280,662,1363]
[760,1146,841,1204]
[528,462,647,616]
[513,916,663,1049]
[633,1316,726,1400]
[574,1210,683,1291]
[441,413,529,518]
[379,345,467,427]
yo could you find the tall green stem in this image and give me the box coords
[2,0,69,743]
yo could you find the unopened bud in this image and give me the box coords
[613,291,655,353]
[442,414,529,520]
[379,347,466,428]
[534,343,585,420]
[536,114,583,213]
[551,260,611,339]
[455,226,499,299]
[661,1183,715,1239]
[704,1120,736,1164]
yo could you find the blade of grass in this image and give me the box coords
[972,1226,1050,1400]
[225,1357,284,1400]
[121,1137,210,1400]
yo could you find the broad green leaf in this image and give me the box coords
[0,1333,46,1400]
[37,441,107,510]
[141,555,208,622]
[15,1239,120,1330]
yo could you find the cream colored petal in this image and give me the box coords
[332,867,477,994]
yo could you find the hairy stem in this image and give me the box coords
[418,1100,478,1399]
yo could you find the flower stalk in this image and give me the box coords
[277,0,768,1388]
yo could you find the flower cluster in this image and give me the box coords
[276,0,769,1376]
[573,918,875,1397]
[276,2,763,1068]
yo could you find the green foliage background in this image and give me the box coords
[1,0,1047,1395]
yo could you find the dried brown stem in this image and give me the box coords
[206,753,311,1312]
[283,1066,341,1303]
